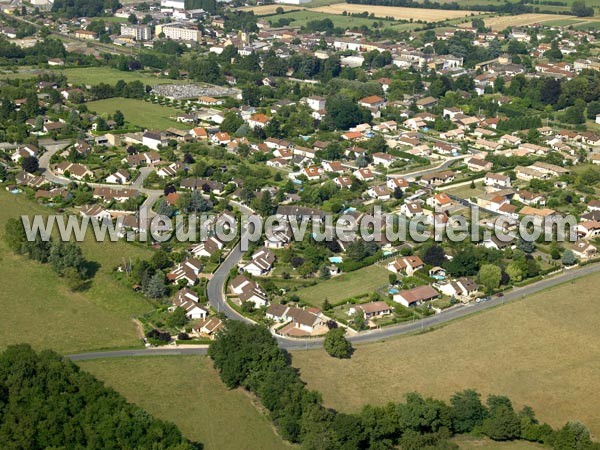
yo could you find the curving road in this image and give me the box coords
[68,261,600,360]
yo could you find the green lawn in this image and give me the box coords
[87,97,189,131]
[79,356,294,450]
[57,67,187,86]
[0,190,154,353]
[295,264,390,307]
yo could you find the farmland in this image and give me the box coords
[462,13,578,30]
[312,3,481,21]
[87,97,190,130]
[0,190,153,354]
[79,356,293,450]
[292,272,600,437]
[294,264,390,307]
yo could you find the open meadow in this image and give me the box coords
[79,356,293,450]
[57,67,188,86]
[294,264,390,307]
[292,272,600,438]
[0,190,153,353]
[312,3,481,21]
[87,97,189,130]
[462,13,579,30]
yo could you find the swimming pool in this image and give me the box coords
[388,288,399,294]
[329,256,343,264]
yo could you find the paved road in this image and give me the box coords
[67,261,600,360]
[388,154,468,180]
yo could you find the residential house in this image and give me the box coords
[393,285,439,307]
[348,301,392,319]
[167,258,203,286]
[387,255,424,276]
[243,247,275,276]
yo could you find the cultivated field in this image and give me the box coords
[463,13,577,30]
[79,356,293,450]
[294,264,389,307]
[292,272,600,437]
[264,9,408,29]
[0,190,153,353]
[312,3,481,21]
[87,97,189,130]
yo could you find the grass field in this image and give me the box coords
[0,190,154,353]
[463,13,577,30]
[87,97,189,131]
[58,67,187,87]
[240,4,302,14]
[453,436,546,449]
[292,272,600,438]
[295,264,390,307]
[312,3,480,21]
[265,9,407,29]
[79,356,293,450]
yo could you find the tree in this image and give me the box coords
[450,390,487,433]
[478,264,502,293]
[571,0,594,17]
[482,395,522,441]
[323,328,353,359]
[21,156,39,173]
[113,110,125,127]
[49,241,88,278]
[128,12,137,23]
[506,263,523,283]
[167,306,188,328]
[4,218,26,253]
[322,298,332,311]
[326,94,371,130]
[554,422,593,450]
[145,272,166,298]
[421,244,446,266]
[561,249,576,266]
[517,237,535,254]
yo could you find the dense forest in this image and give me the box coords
[209,321,599,450]
[0,345,201,449]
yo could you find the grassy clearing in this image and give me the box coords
[312,3,480,21]
[87,97,189,130]
[78,356,293,450]
[291,272,600,437]
[265,9,405,29]
[57,67,187,86]
[452,436,546,449]
[0,190,154,353]
[295,264,390,307]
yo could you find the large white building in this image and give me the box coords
[120,24,152,41]
[155,23,201,42]
[161,0,185,9]
[275,0,311,4]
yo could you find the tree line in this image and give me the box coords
[4,218,92,291]
[209,321,599,450]
[0,345,201,449]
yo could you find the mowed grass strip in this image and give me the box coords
[295,264,390,307]
[291,272,600,437]
[0,190,153,353]
[79,356,294,450]
[87,97,190,130]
